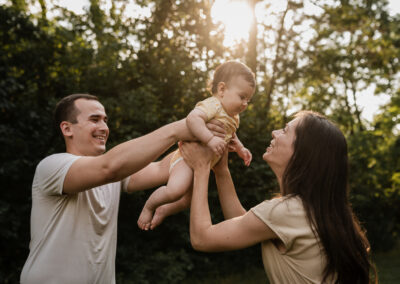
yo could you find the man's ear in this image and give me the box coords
[60,121,73,138]
[217,82,226,98]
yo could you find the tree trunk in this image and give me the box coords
[246,0,258,75]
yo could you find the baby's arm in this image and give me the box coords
[229,133,252,166]
[187,109,226,156]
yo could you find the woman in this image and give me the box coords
[180,111,376,284]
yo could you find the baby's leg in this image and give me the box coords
[137,160,193,230]
[128,152,172,192]
[150,190,192,230]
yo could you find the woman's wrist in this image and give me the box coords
[195,162,211,172]
[213,166,230,176]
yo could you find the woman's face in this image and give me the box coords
[263,117,300,174]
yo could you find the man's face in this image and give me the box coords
[68,99,109,156]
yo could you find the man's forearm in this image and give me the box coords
[104,120,186,181]
[63,120,189,194]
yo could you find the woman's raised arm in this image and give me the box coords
[180,142,277,252]
[213,150,246,219]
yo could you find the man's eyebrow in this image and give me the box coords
[89,114,108,120]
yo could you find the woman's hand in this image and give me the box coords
[180,141,213,171]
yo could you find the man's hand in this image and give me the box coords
[206,119,226,139]
[207,136,226,156]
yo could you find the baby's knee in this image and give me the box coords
[164,185,187,202]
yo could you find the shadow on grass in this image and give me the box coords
[374,241,400,284]
[183,241,400,284]
[182,267,269,284]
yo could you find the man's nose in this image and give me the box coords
[99,120,108,131]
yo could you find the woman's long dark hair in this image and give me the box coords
[281,111,376,284]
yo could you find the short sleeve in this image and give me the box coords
[33,153,80,196]
[194,97,221,121]
[251,196,308,251]
[120,176,131,192]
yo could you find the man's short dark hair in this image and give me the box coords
[54,94,99,137]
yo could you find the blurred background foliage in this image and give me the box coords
[0,0,399,283]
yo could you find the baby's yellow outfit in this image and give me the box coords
[170,96,240,171]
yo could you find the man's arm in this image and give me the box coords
[63,119,191,194]
[125,118,228,192]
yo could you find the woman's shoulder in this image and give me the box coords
[252,195,306,223]
[258,195,303,209]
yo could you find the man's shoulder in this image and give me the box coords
[38,153,76,167]
[36,153,80,176]
[33,153,81,196]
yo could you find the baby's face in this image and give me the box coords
[218,75,255,116]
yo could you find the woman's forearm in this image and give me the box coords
[215,168,246,219]
[190,166,212,249]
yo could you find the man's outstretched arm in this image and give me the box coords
[63,119,192,194]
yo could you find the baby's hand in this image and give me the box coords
[237,147,252,166]
[207,136,226,156]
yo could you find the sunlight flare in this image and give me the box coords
[211,0,254,47]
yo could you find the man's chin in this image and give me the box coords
[93,145,106,156]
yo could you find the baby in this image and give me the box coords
[138,61,256,230]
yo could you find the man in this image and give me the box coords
[20,94,224,284]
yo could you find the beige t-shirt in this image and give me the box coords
[251,196,330,284]
[20,153,130,284]
[194,96,239,143]
[169,96,240,170]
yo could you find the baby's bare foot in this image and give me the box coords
[137,206,154,231]
[150,206,168,230]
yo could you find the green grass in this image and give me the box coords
[183,242,400,284]
[374,242,400,284]
[183,267,269,284]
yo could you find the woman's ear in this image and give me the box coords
[60,121,73,138]
[217,82,226,98]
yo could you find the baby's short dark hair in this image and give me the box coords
[209,61,256,94]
